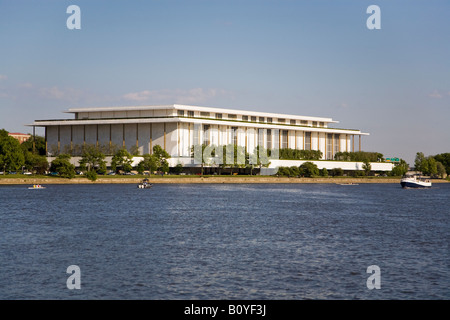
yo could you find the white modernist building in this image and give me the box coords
[29,104,394,172]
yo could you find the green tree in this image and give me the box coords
[321,168,328,177]
[50,154,75,178]
[414,152,428,173]
[299,162,319,177]
[79,144,107,173]
[21,135,46,156]
[152,145,171,173]
[111,148,133,173]
[427,157,437,177]
[433,153,450,175]
[390,159,409,176]
[0,129,25,172]
[24,151,48,175]
[362,160,372,176]
[137,153,157,174]
[171,163,184,175]
[436,161,446,178]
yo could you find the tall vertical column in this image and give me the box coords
[177,122,180,157]
[57,125,60,154]
[245,127,248,153]
[70,125,73,153]
[136,123,139,150]
[122,124,125,149]
[331,133,334,159]
[149,124,153,154]
[45,126,48,155]
[164,123,166,150]
[32,126,36,153]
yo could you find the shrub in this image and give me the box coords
[299,162,319,177]
[334,151,383,162]
[331,167,344,177]
[279,148,322,160]
[50,154,75,179]
[86,170,97,181]
[289,166,300,177]
[277,166,290,176]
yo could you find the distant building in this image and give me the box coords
[29,104,394,172]
[8,132,31,144]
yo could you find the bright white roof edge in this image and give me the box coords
[27,118,369,135]
[65,104,339,123]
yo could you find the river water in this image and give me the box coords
[0,183,448,299]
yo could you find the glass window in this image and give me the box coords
[278,118,285,123]
[242,115,248,121]
[231,126,238,145]
[301,120,308,125]
[188,111,195,117]
[203,125,210,146]
[200,112,210,117]
[290,119,296,125]
[305,132,311,150]
[228,114,237,119]
[334,134,340,155]
[259,117,265,122]
[267,118,273,123]
[281,130,288,149]
[326,133,333,159]
[312,121,317,127]
[216,113,222,119]
[177,110,184,116]
[251,116,257,122]
[258,129,264,148]
[267,129,272,149]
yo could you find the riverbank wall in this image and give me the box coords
[1,176,448,185]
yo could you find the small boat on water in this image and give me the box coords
[400,175,431,188]
[138,178,153,189]
[338,183,359,186]
[28,184,46,189]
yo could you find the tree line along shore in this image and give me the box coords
[1,129,449,181]
[0,175,449,185]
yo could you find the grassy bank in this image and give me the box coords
[1,174,448,185]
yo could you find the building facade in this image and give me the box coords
[30,104,393,171]
[8,132,31,144]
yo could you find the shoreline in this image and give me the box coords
[0,176,448,185]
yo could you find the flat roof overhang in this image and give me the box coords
[27,117,369,136]
[64,104,339,124]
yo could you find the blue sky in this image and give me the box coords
[1,0,449,164]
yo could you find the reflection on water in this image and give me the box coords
[0,183,448,299]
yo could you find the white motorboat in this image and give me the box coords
[138,179,153,189]
[28,184,46,189]
[400,175,432,188]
